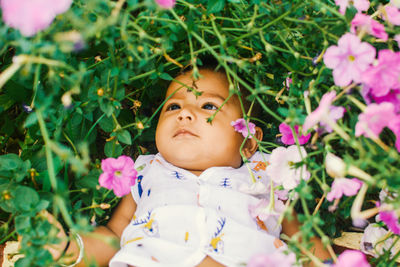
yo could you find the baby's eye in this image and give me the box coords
[166,103,181,111]
[202,103,218,110]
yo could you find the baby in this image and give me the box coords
[52,64,331,267]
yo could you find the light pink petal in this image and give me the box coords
[98,172,114,190]
[335,0,349,14]
[0,0,72,37]
[112,175,134,197]
[354,0,370,12]
[334,250,371,267]
[155,0,176,9]
[384,5,400,25]
[355,102,397,138]
[303,91,336,132]
[323,45,343,69]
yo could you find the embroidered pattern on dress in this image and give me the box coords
[171,171,186,180]
[208,217,226,254]
[252,160,268,172]
[219,178,232,188]
[132,211,159,237]
[137,175,144,197]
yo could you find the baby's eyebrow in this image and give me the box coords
[199,92,225,102]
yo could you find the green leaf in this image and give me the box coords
[159,73,173,81]
[104,141,123,158]
[0,154,30,182]
[117,130,132,145]
[14,186,39,212]
[15,214,31,233]
[207,0,226,13]
[24,112,38,128]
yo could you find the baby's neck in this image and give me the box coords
[187,169,203,177]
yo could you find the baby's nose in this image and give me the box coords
[177,108,194,122]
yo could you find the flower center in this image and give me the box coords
[348,55,355,61]
[114,170,122,177]
[288,161,295,166]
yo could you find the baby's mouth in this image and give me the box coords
[173,129,198,137]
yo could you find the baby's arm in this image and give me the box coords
[281,210,331,266]
[61,194,136,266]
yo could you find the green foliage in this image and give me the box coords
[1,0,400,266]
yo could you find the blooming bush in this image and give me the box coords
[1,0,400,266]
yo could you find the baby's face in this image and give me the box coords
[155,69,244,176]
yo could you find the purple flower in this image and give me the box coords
[355,102,398,139]
[351,13,388,41]
[266,145,310,190]
[378,209,400,235]
[247,248,296,267]
[231,118,256,138]
[361,87,400,113]
[279,123,311,145]
[383,5,400,26]
[0,0,72,37]
[283,72,292,90]
[326,178,362,202]
[155,0,175,9]
[320,106,346,133]
[335,0,370,14]
[362,49,400,98]
[99,155,137,197]
[334,250,371,267]
[303,91,345,133]
[323,33,376,87]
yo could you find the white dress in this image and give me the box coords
[109,152,284,267]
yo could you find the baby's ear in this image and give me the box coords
[242,126,263,159]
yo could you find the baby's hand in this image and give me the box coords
[40,210,69,261]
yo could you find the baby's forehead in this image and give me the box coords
[165,70,230,98]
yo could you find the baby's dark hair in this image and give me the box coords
[180,55,260,118]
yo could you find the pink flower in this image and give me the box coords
[383,5,400,25]
[361,223,393,257]
[99,155,137,197]
[319,106,346,133]
[247,248,296,267]
[266,145,310,190]
[323,33,376,87]
[0,0,72,37]
[395,34,400,48]
[334,250,371,267]
[351,13,388,41]
[283,72,292,90]
[303,91,345,133]
[249,197,285,222]
[378,210,400,235]
[155,0,175,9]
[326,178,362,201]
[279,123,311,145]
[362,49,400,97]
[231,118,256,138]
[335,0,370,15]
[361,87,400,113]
[355,102,398,139]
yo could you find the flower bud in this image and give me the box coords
[100,203,111,209]
[136,122,144,129]
[97,88,104,96]
[325,152,346,178]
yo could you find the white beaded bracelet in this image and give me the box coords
[60,233,84,267]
